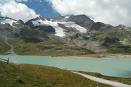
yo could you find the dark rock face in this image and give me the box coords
[25,17,48,27]
[19,28,48,43]
[91,22,106,31]
[33,26,56,34]
[17,20,24,24]
[102,37,120,47]
[0,17,17,21]
[0,24,13,37]
[67,15,94,29]
[58,24,80,33]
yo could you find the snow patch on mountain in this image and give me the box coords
[32,19,65,37]
[64,16,69,20]
[1,19,17,26]
[31,18,88,37]
[61,22,87,33]
[52,24,65,37]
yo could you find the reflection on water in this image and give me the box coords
[0,55,131,78]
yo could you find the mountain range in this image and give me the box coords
[0,15,131,56]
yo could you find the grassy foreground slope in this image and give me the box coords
[0,63,111,87]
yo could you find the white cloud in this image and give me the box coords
[16,0,28,2]
[49,0,131,26]
[0,0,38,22]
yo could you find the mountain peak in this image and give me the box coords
[67,14,94,29]
[0,16,17,26]
[116,24,131,30]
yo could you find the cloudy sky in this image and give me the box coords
[0,0,131,26]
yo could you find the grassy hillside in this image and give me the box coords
[92,28,131,54]
[9,38,95,56]
[0,63,111,87]
[0,39,10,54]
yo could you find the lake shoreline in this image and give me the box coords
[1,53,131,58]
[79,53,131,58]
[0,54,131,78]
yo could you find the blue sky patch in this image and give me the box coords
[23,0,60,18]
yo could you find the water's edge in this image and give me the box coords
[0,55,131,78]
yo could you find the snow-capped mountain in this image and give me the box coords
[0,15,102,38]
[0,14,131,54]
[0,17,17,26]
[26,15,89,37]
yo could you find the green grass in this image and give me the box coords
[9,38,95,56]
[92,28,131,54]
[107,45,131,54]
[92,28,131,42]
[0,63,111,87]
[0,39,10,54]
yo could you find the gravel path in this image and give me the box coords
[73,72,131,87]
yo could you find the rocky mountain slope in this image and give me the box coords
[0,15,131,55]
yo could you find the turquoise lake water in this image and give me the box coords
[0,55,131,78]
